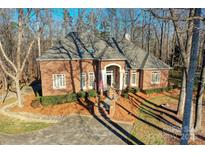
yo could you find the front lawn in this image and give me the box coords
[0,114,51,134]
[130,92,180,144]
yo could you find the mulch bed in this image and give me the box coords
[8,89,205,145]
[10,93,138,124]
[10,94,92,116]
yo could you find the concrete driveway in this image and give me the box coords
[0,115,143,145]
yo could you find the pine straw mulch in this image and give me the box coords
[10,94,92,116]
[8,89,205,145]
[10,93,138,124]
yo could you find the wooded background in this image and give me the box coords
[0,8,205,144]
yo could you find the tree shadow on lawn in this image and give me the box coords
[134,93,177,114]
[77,96,144,145]
[196,134,205,141]
[131,94,182,124]
[116,103,181,139]
[127,98,181,130]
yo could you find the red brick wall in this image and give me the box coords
[140,69,169,90]
[39,60,95,96]
[39,59,126,96]
[39,59,169,96]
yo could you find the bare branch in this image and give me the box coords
[20,40,34,73]
[0,41,18,73]
[148,9,204,22]
[0,59,15,80]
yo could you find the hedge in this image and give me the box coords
[121,87,139,98]
[37,93,77,106]
[77,89,97,98]
[37,90,97,106]
[128,87,139,94]
[141,85,175,94]
[87,89,97,97]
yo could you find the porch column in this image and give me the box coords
[101,70,106,91]
[119,70,124,90]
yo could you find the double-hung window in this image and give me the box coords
[81,73,86,89]
[53,74,66,89]
[124,71,129,87]
[88,72,95,89]
[151,71,161,84]
[131,72,137,86]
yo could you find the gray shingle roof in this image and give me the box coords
[37,32,170,70]
[118,39,170,69]
[37,32,125,61]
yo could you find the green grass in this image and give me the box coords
[151,95,179,105]
[0,114,51,134]
[131,95,178,144]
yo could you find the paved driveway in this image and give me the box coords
[0,115,143,145]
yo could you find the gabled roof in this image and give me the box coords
[37,32,170,70]
[37,32,126,61]
[117,39,170,69]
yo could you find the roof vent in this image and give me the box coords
[125,33,131,41]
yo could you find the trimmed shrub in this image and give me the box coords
[37,93,77,106]
[142,86,175,94]
[122,92,129,98]
[128,87,139,94]
[121,89,129,98]
[77,91,86,98]
[37,90,98,107]
[88,89,97,97]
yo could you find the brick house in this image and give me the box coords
[37,32,171,96]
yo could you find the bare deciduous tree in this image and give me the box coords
[0,9,34,107]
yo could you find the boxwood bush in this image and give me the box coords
[37,93,77,106]
[37,90,97,107]
[88,89,97,97]
[128,87,139,94]
[77,91,86,98]
[121,90,129,98]
[142,85,175,94]
[121,87,140,98]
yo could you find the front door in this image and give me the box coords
[106,71,113,88]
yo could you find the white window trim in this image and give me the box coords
[81,73,87,90]
[131,72,137,86]
[88,72,95,89]
[151,71,161,84]
[52,74,66,89]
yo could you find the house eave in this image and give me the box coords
[99,58,127,61]
[36,58,95,61]
[141,67,172,70]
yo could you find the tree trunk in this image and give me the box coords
[63,9,69,36]
[177,69,186,115]
[2,72,7,91]
[159,21,164,60]
[147,14,151,53]
[15,77,23,108]
[180,8,201,145]
[190,103,195,142]
[141,10,145,49]
[166,22,170,63]
[194,40,205,131]
[46,9,53,46]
